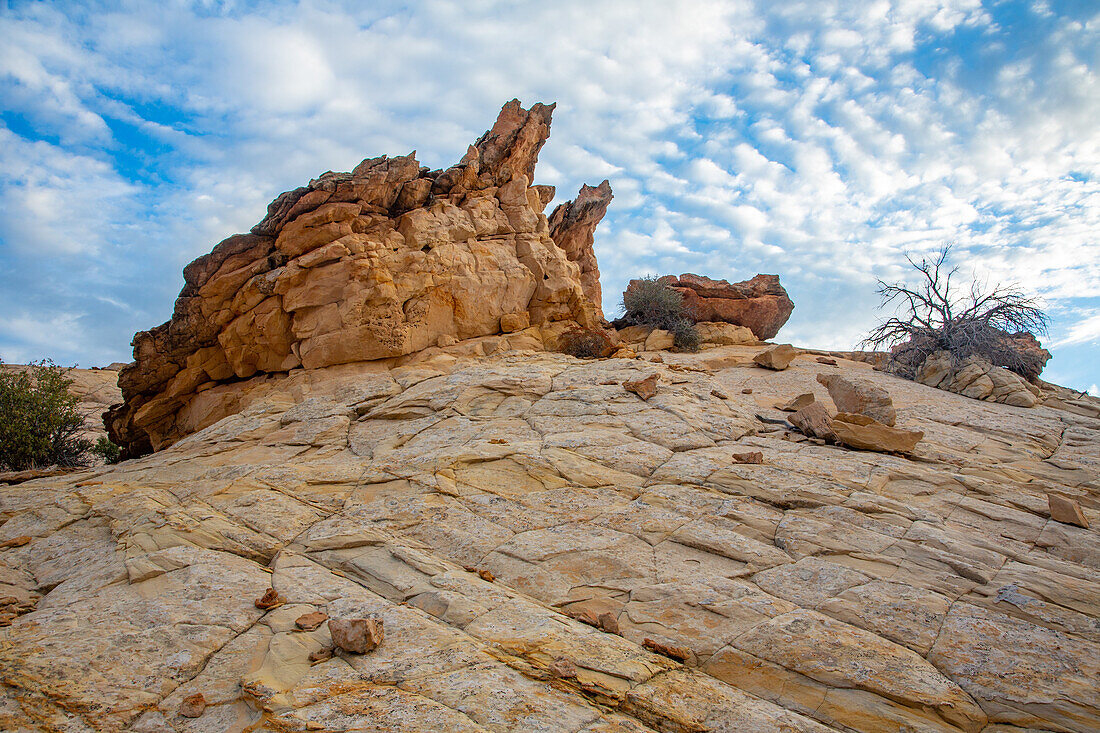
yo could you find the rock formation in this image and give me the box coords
[106,100,605,458]
[549,180,613,319]
[916,351,1041,408]
[2,344,1097,732]
[659,272,794,340]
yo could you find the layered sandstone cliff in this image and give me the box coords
[106,100,612,458]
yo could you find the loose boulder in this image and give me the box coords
[789,402,837,443]
[831,413,923,454]
[624,374,659,400]
[779,393,815,412]
[1048,494,1089,528]
[660,273,793,340]
[329,617,385,654]
[816,373,896,426]
[754,344,798,371]
[695,321,758,347]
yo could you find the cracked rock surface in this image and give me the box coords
[1,344,1097,732]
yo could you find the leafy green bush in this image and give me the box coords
[620,276,701,351]
[0,358,92,471]
[92,436,122,465]
[558,326,615,359]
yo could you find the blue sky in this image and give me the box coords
[1,0,1097,394]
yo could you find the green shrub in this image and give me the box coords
[92,436,122,465]
[620,276,701,351]
[0,358,92,471]
[558,326,615,359]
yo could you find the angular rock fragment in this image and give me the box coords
[295,611,328,631]
[644,638,691,662]
[754,344,798,370]
[1048,494,1089,528]
[255,587,285,610]
[816,356,837,366]
[623,374,658,400]
[816,373,896,426]
[732,451,764,464]
[779,393,815,412]
[789,402,837,443]
[329,617,384,653]
[832,413,923,453]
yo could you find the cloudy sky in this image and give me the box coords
[1,0,1097,393]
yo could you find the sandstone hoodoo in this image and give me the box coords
[106,100,610,458]
[548,179,613,319]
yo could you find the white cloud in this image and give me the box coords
[1051,313,1100,348]
[0,0,1097,390]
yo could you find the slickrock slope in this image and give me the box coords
[106,100,605,459]
[2,343,1097,732]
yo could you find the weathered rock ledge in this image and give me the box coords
[106,100,613,459]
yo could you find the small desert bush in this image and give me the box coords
[0,358,92,471]
[620,276,701,351]
[863,245,1049,379]
[558,326,614,359]
[92,436,122,465]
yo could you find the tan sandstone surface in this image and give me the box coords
[1,340,1097,732]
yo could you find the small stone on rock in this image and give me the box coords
[732,451,764,464]
[254,587,284,610]
[816,356,838,366]
[753,344,798,370]
[623,374,658,400]
[742,388,753,394]
[549,658,578,678]
[308,647,334,664]
[1048,494,1089,528]
[295,611,328,631]
[643,638,691,662]
[779,393,815,412]
[329,616,384,653]
[179,692,206,718]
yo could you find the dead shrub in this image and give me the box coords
[558,327,615,359]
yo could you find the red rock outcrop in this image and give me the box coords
[106,100,602,458]
[663,273,793,340]
[549,180,613,319]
